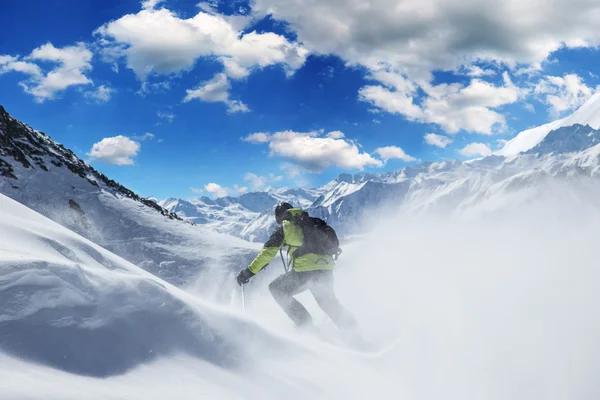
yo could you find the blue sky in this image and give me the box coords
[1,0,600,199]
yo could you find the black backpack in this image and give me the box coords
[285,211,341,259]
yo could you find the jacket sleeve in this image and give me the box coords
[247,225,285,274]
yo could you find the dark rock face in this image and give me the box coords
[0,105,182,221]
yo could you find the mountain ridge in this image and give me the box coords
[0,104,256,286]
[161,94,600,241]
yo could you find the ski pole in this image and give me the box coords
[241,284,246,312]
[280,248,288,272]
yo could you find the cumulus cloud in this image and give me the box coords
[244,172,284,191]
[459,142,492,158]
[87,135,141,165]
[141,0,163,10]
[534,74,597,116]
[242,130,384,172]
[199,182,247,198]
[360,72,525,134]
[84,85,115,103]
[0,56,43,77]
[326,130,345,139]
[251,0,600,80]
[424,133,453,148]
[461,65,497,77]
[0,42,93,102]
[184,73,249,113]
[249,0,600,132]
[374,146,416,162]
[94,5,308,81]
[204,183,229,198]
[242,132,270,143]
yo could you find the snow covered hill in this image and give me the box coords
[0,105,256,286]
[2,178,600,399]
[0,192,404,399]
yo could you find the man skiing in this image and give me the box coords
[236,203,356,330]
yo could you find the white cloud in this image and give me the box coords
[94,6,308,81]
[496,139,509,148]
[424,133,453,148]
[131,132,155,141]
[226,100,250,113]
[461,65,497,77]
[242,132,270,143]
[524,103,535,113]
[87,135,141,165]
[0,42,93,102]
[534,74,597,116]
[252,0,600,81]
[250,0,600,133]
[244,172,284,191]
[280,162,304,178]
[157,110,175,122]
[184,73,250,113]
[459,142,492,158]
[359,84,423,120]
[233,184,249,194]
[326,131,345,139]
[204,183,229,198]
[85,85,115,103]
[200,182,249,198]
[0,56,43,77]
[242,130,383,172]
[374,146,416,162]
[141,0,163,10]
[360,72,525,134]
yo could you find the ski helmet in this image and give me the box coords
[275,202,293,223]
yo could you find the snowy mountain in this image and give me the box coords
[160,94,600,241]
[305,97,600,233]
[160,187,324,242]
[0,105,256,286]
[498,92,600,157]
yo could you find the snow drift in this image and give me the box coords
[0,193,252,377]
[2,176,600,398]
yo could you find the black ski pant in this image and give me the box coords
[268,269,356,329]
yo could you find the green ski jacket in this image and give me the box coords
[248,208,335,274]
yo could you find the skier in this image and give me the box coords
[236,203,356,330]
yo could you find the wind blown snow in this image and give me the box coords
[1,177,600,399]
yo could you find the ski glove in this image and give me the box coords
[237,268,255,286]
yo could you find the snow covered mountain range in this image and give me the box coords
[161,93,600,241]
[0,105,256,286]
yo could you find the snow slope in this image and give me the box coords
[0,193,403,399]
[0,105,256,286]
[2,180,600,399]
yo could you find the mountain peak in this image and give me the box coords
[498,92,600,157]
[0,104,181,221]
